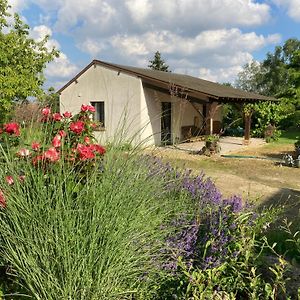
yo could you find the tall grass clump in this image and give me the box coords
[0,106,193,299]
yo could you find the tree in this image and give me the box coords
[0,0,59,121]
[148,51,170,72]
[234,38,300,133]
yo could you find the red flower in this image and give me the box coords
[17,148,31,157]
[52,113,62,122]
[5,176,14,185]
[4,123,20,136]
[0,190,6,209]
[52,135,62,148]
[90,144,106,155]
[81,104,96,112]
[42,107,51,116]
[70,121,85,134]
[59,130,67,137]
[43,147,60,162]
[77,144,95,160]
[32,155,44,166]
[63,111,72,118]
[31,141,41,151]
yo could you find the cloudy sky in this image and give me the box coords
[8,0,300,89]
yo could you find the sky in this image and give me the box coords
[7,0,300,89]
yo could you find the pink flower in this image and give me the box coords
[43,147,60,162]
[19,175,26,182]
[52,135,61,148]
[77,144,95,160]
[81,104,96,112]
[0,190,6,209]
[63,111,72,118]
[84,136,91,144]
[31,141,41,151]
[59,130,67,137]
[17,148,31,157]
[5,176,14,185]
[90,144,106,155]
[4,123,20,136]
[52,113,62,122]
[70,121,85,135]
[42,107,51,116]
[32,155,44,166]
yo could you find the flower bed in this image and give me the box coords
[0,106,292,299]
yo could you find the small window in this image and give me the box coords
[91,101,105,127]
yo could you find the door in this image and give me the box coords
[161,102,172,145]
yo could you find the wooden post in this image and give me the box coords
[205,103,213,135]
[244,113,252,145]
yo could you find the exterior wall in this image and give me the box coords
[60,64,142,144]
[142,87,204,145]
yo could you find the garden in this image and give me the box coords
[0,106,299,299]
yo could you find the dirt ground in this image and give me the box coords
[146,142,300,212]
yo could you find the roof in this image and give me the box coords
[58,60,276,103]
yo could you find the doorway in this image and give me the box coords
[161,102,172,145]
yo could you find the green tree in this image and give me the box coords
[0,0,59,121]
[148,51,170,72]
[235,38,300,132]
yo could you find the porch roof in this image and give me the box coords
[58,60,276,103]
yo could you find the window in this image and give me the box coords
[91,101,105,127]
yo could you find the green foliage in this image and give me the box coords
[148,51,170,72]
[156,207,289,299]
[0,0,59,121]
[37,87,60,112]
[235,38,300,132]
[243,101,292,138]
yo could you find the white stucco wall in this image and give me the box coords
[60,64,142,144]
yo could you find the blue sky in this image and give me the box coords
[8,0,300,89]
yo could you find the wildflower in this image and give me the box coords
[41,107,51,116]
[43,147,60,162]
[52,113,62,122]
[3,123,20,136]
[52,135,61,148]
[17,148,31,157]
[63,111,72,118]
[31,141,41,151]
[0,190,6,208]
[70,121,85,134]
[5,176,14,185]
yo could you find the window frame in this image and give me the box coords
[90,101,105,131]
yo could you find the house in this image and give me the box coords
[58,60,274,146]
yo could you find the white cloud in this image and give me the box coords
[30,25,60,50]
[272,0,300,21]
[30,25,78,84]
[45,53,78,79]
[7,0,282,84]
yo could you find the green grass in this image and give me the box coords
[274,129,299,144]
